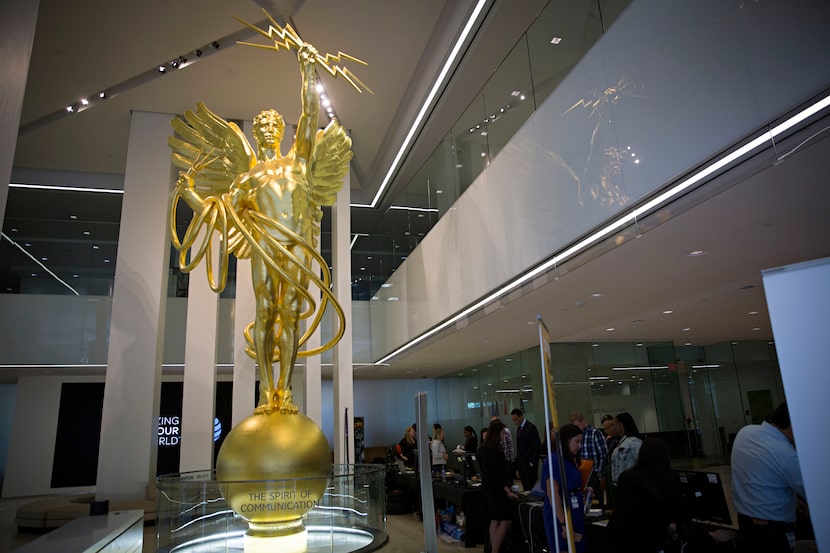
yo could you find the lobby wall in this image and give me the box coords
[369,0,830,360]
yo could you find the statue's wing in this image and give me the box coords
[309,119,352,207]
[168,102,256,196]
[169,102,256,258]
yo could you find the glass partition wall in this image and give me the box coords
[435,339,782,469]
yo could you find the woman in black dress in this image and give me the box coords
[478,419,519,553]
[462,425,478,453]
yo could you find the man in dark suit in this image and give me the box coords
[510,408,541,491]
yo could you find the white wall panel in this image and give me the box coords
[370,0,830,359]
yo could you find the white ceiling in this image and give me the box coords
[9,0,830,380]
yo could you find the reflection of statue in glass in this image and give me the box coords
[169,38,352,415]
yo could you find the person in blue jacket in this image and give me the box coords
[542,423,586,553]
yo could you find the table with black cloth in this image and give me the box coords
[511,495,608,553]
[387,472,486,547]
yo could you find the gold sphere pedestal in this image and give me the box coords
[216,412,331,553]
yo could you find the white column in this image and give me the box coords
[96,111,171,501]
[0,0,39,227]
[331,169,354,464]
[232,117,258,425]
[303,238,323,425]
[179,242,219,472]
[231,258,256,426]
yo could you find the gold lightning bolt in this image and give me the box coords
[234,10,372,94]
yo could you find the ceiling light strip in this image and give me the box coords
[376,93,830,364]
[356,0,490,209]
[1,232,80,296]
[9,183,124,194]
[0,364,107,369]
[388,205,440,213]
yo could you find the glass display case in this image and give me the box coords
[156,464,387,553]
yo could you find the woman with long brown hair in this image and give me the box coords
[478,419,518,553]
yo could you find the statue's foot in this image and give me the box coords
[254,389,279,415]
[276,389,298,414]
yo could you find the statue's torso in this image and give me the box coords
[236,158,310,244]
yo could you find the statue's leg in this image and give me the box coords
[275,272,301,414]
[252,258,278,413]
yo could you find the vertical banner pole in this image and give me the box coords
[416,392,438,553]
[344,408,350,465]
[538,316,575,553]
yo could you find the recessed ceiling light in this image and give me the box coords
[683,327,691,332]
[591,293,603,298]
[592,343,599,347]
[748,311,758,315]
[753,327,761,331]
[687,250,706,256]
[663,310,674,314]
[550,36,562,44]
[685,342,692,346]
[511,90,521,96]
[606,327,615,332]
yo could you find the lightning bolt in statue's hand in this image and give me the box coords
[234,10,372,94]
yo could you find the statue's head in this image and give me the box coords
[253,110,285,148]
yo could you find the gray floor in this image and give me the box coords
[0,495,483,553]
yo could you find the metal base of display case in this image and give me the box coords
[157,526,387,553]
[155,465,387,553]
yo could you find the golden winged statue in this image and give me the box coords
[168,41,349,415]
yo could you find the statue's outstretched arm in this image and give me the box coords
[176,173,205,212]
[294,44,319,163]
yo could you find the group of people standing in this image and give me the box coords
[395,422,480,475]
[395,402,810,553]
